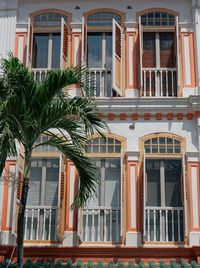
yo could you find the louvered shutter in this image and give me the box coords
[139,16,143,93]
[81,17,87,66]
[58,155,66,241]
[112,19,123,96]
[60,17,69,70]
[143,149,146,241]
[175,16,180,91]
[26,17,34,69]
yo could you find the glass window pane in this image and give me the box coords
[146,159,161,206]
[45,159,59,206]
[87,33,102,68]
[165,160,182,206]
[32,34,48,68]
[52,33,61,68]
[28,159,42,206]
[106,33,112,68]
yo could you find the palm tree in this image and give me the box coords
[0,55,106,268]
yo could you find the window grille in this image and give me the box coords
[144,137,181,154]
[33,136,58,152]
[87,12,121,26]
[141,12,175,26]
[34,13,67,27]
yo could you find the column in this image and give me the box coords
[193,3,200,89]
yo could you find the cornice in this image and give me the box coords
[95,96,200,115]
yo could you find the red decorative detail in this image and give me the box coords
[60,172,64,200]
[132,113,139,120]
[177,113,184,120]
[187,113,193,120]
[156,113,162,120]
[194,111,200,117]
[167,113,173,120]
[108,113,115,121]
[144,113,151,120]
[63,25,68,59]
[120,113,126,120]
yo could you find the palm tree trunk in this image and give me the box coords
[17,149,31,268]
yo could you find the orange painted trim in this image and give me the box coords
[188,163,200,231]
[127,161,139,232]
[144,113,150,120]
[14,33,27,64]
[65,160,73,231]
[71,33,81,67]
[126,32,135,89]
[73,170,79,232]
[181,32,196,88]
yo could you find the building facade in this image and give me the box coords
[0,0,200,263]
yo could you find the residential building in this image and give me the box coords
[0,0,200,263]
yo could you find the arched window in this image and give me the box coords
[27,10,70,74]
[81,134,124,243]
[141,133,185,243]
[87,12,121,26]
[141,11,175,26]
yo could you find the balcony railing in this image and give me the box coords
[82,206,121,242]
[141,68,177,97]
[24,206,58,241]
[145,207,184,242]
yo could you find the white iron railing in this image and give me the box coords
[82,206,120,242]
[144,207,184,242]
[24,206,58,241]
[88,68,112,97]
[141,68,177,97]
[31,68,50,81]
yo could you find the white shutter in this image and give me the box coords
[112,18,123,96]
[176,16,180,89]
[139,16,143,92]
[26,17,33,69]
[182,150,187,239]
[60,17,69,70]
[143,149,146,241]
[81,17,87,66]
[120,150,123,237]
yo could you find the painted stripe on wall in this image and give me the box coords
[130,165,136,228]
[6,165,15,228]
[69,164,75,228]
[191,166,199,228]
[74,35,79,66]
[184,35,192,86]
[128,35,134,86]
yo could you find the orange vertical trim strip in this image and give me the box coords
[14,33,27,64]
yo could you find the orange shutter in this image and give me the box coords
[26,18,33,69]
[112,19,123,96]
[60,17,70,70]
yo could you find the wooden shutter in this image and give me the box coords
[81,17,87,66]
[182,150,188,240]
[143,149,146,241]
[112,19,123,96]
[58,155,66,241]
[139,16,143,91]
[26,17,33,69]
[60,17,69,70]
[175,16,180,89]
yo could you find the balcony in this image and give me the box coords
[145,207,184,242]
[24,206,58,241]
[141,68,177,97]
[81,206,121,242]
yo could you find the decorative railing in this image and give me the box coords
[141,68,177,97]
[31,68,50,81]
[82,206,121,242]
[88,68,113,97]
[144,207,184,242]
[24,206,58,241]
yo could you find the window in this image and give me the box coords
[139,11,178,97]
[142,135,185,242]
[27,11,69,76]
[25,158,59,240]
[83,11,123,97]
[82,137,122,242]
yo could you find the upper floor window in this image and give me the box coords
[82,10,123,97]
[27,10,70,74]
[139,10,179,97]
